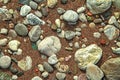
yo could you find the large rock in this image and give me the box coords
[101,57,120,80]
[74,44,102,70]
[38,36,61,56]
[104,25,119,40]
[86,0,112,14]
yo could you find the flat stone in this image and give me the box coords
[47,0,58,8]
[20,5,31,16]
[43,62,53,73]
[8,40,20,51]
[56,72,66,80]
[75,44,102,70]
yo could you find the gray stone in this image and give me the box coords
[93,32,101,38]
[113,0,120,9]
[101,57,120,80]
[77,7,86,13]
[75,44,102,70]
[56,72,66,80]
[48,54,58,65]
[20,5,31,16]
[9,67,18,74]
[38,36,61,56]
[26,13,45,25]
[0,38,7,46]
[43,62,54,73]
[29,1,38,10]
[93,18,102,24]
[8,40,20,51]
[63,10,79,25]
[0,56,11,69]
[40,6,48,17]
[57,7,65,15]
[79,13,87,22]
[64,31,75,40]
[0,28,8,35]
[34,11,42,18]
[15,23,28,36]
[104,25,119,40]
[86,63,104,80]
[74,42,80,49]
[108,16,116,24]
[31,76,42,80]
[28,25,41,42]
[42,71,49,78]
[61,0,68,4]
[19,0,31,5]
[86,0,112,14]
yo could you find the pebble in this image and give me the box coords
[69,42,73,47]
[9,9,14,14]
[34,0,43,3]
[0,28,8,35]
[34,11,42,18]
[47,0,58,8]
[114,12,120,19]
[9,66,18,74]
[40,5,48,17]
[12,75,18,80]
[38,64,44,72]
[29,25,41,42]
[113,0,120,9]
[8,40,20,51]
[116,42,120,47]
[16,71,24,77]
[61,0,68,4]
[77,7,86,14]
[57,7,65,15]
[75,32,81,36]
[43,62,54,73]
[81,23,87,28]
[31,76,42,80]
[74,28,81,32]
[8,29,17,38]
[3,0,10,4]
[48,54,58,65]
[13,48,22,55]
[42,71,49,78]
[74,42,80,49]
[55,19,61,28]
[93,18,102,24]
[18,0,31,5]
[73,76,78,80]
[79,13,87,22]
[57,30,65,38]
[93,32,101,38]
[15,23,28,36]
[20,5,31,16]
[89,22,96,28]
[56,72,66,80]
[0,38,8,46]
[29,1,38,10]
[111,47,120,54]
[64,31,75,40]
[108,16,116,24]
[26,13,45,25]
[0,56,11,69]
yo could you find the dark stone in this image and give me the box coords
[43,62,54,73]
[19,0,31,5]
[41,6,48,17]
[61,0,68,4]
[16,71,24,77]
[9,67,18,74]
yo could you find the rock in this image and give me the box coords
[116,42,120,47]
[42,71,49,78]
[89,22,96,28]
[81,23,87,28]
[104,25,119,40]
[113,0,120,9]
[77,7,86,13]
[114,12,120,19]
[93,32,101,38]
[55,19,61,28]
[48,54,58,65]
[111,47,120,54]
[26,13,45,25]
[0,71,12,80]
[64,31,75,40]
[113,21,120,29]
[3,0,10,4]
[93,18,102,24]
[86,0,112,14]
[108,16,116,24]
[0,56,11,69]
[79,13,87,22]
[61,0,68,4]
[86,63,104,80]
[38,64,44,72]
[38,36,61,56]
[0,38,7,46]
[73,76,78,80]
[12,75,18,80]
[19,0,31,5]
[43,62,54,73]
[101,57,120,80]
[8,40,20,51]
[74,42,80,49]
[34,11,42,18]
[63,10,79,25]
[34,0,43,3]
[9,67,18,74]
[8,29,17,38]
[18,56,32,71]
[16,71,24,77]
[75,44,102,70]
[47,0,58,8]
[20,5,31,16]
[57,8,65,15]
[32,76,42,80]
[40,6,48,17]
[28,25,41,42]
[0,28,8,35]
[29,1,38,10]
[15,23,28,36]
[13,48,22,55]
[57,30,65,38]
[56,72,66,80]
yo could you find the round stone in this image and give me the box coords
[31,76,42,80]
[56,72,66,80]
[41,71,49,78]
[64,31,75,40]
[8,40,20,51]
[43,62,53,73]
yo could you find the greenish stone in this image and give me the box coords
[31,42,38,50]
[86,15,93,22]
[0,71,12,80]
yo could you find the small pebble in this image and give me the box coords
[42,71,49,78]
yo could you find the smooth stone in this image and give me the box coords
[0,56,11,69]
[47,0,58,8]
[12,75,18,80]
[113,21,120,29]
[77,7,86,13]
[63,10,79,25]
[38,64,44,72]
[19,0,31,5]
[114,12,120,19]
[43,62,54,73]
[9,67,18,74]
[93,32,101,38]
[89,22,96,28]
[41,71,49,78]
[18,56,32,71]
[104,25,119,40]
[57,7,65,15]
[75,44,102,70]
[101,57,120,80]
[81,23,87,28]
[57,30,65,38]
[15,23,28,36]
[64,31,75,40]
[56,72,66,80]
[28,25,41,42]
[111,47,120,54]
[86,0,112,14]
[29,1,38,10]
[75,32,81,36]
[8,29,17,38]
[40,6,48,17]
[0,28,8,35]
[108,16,117,24]
[74,42,80,49]
[31,76,42,80]
[86,63,104,80]
[93,18,102,24]
[79,13,87,22]
[0,38,7,46]
[20,5,31,16]
[26,13,45,25]
[13,48,22,55]
[55,19,61,28]
[113,0,120,9]
[34,11,42,18]
[73,76,78,80]
[38,36,61,56]
[34,0,43,3]
[48,54,58,65]
[8,40,20,51]
[116,42,120,47]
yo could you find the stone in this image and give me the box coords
[31,76,42,80]
[34,0,43,3]
[63,10,79,25]
[48,54,58,65]
[61,0,68,4]
[93,32,101,38]
[34,11,42,18]
[56,72,66,80]
[79,13,87,22]
[57,30,65,38]
[9,67,18,74]
[38,64,44,72]
[28,25,41,42]
[73,76,78,80]
[89,22,95,28]
[101,57,120,80]
[55,19,61,28]
[113,0,120,9]
[74,42,80,49]
[86,63,104,80]
[81,23,87,28]
[18,56,32,71]
[43,62,53,73]
[3,0,10,4]
[75,44,102,70]
[8,29,17,38]
[0,28,8,35]
[19,0,31,5]
[0,38,7,46]
[77,7,86,13]
[38,36,61,56]
[86,0,112,14]
[40,6,48,17]
[47,0,58,8]
[26,13,45,25]
[15,23,28,36]
[104,25,119,40]
[93,18,102,24]
[20,5,31,16]
[78,74,87,80]
[116,42,120,47]
[8,40,20,51]
[12,75,18,80]
[29,1,38,10]
[16,71,24,77]
[75,32,81,36]
[114,12,120,19]
[42,71,49,78]
[0,56,11,69]
[108,16,116,24]
[0,71,12,80]
[111,47,120,54]
[13,48,22,55]
[64,31,75,40]
[57,7,65,15]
